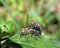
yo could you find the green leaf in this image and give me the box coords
[10,33,60,48]
[3,21,16,36]
[4,21,15,34]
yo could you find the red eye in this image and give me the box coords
[31,20,35,24]
[31,20,35,22]
[21,28,25,33]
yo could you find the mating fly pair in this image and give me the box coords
[21,20,42,40]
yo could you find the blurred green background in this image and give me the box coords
[0,0,60,48]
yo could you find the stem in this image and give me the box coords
[26,14,29,27]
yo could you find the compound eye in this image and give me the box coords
[30,22,34,24]
[21,28,25,33]
[31,20,35,24]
